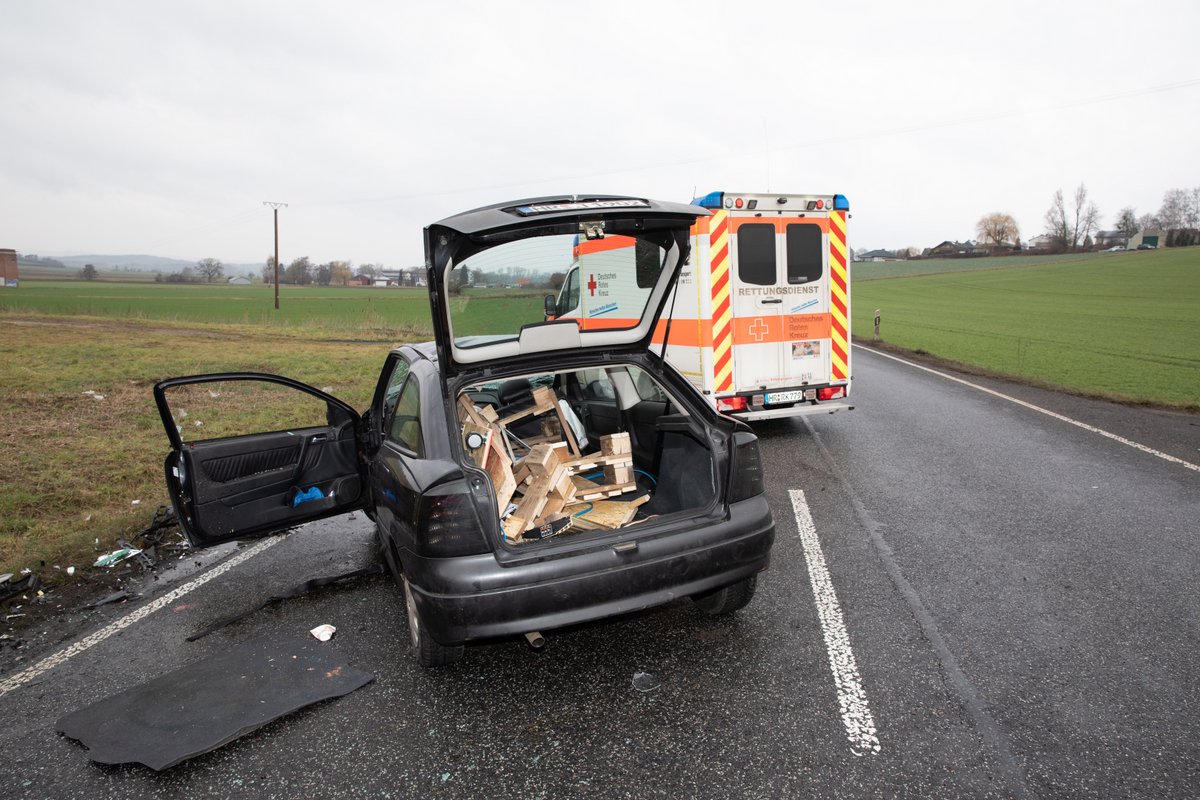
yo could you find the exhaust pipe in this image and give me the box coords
[523,631,546,650]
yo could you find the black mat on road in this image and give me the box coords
[56,636,374,770]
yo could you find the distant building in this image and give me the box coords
[372,278,394,288]
[350,274,373,286]
[856,249,899,262]
[926,240,982,257]
[0,249,17,287]
[1126,229,1164,249]
[1095,230,1127,248]
[227,275,251,285]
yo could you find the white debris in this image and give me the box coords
[194,420,204,427]
[67,566,76,577]
[179,409,188,419]
[93,394,105,401]
[321,387,333,393]
[131,499,142,506]
[82,390,96,396]
[309,624,336,642]
[207,390,221,398]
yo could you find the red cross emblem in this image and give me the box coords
[749,317,769,342]
[587,274,597,296]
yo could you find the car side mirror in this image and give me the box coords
[544,294,557,318]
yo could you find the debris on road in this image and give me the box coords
[309,624,336,642]
[93,547,142,568]
[56,636,374,770]
[83,590,133,610]
[632,671,661,693]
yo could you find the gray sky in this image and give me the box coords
[2,0,1198,267]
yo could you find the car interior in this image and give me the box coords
[462,364,718,535]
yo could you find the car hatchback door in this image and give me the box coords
[153,373,366,548]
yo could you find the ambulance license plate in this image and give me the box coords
[764,389,814,404]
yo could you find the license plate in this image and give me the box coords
[764,389,810,404]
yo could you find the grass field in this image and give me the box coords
[851,248,1200,409]
[852,250,1113,281]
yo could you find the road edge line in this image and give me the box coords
[0,535,283,699]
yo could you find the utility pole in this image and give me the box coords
[263,201,288,310]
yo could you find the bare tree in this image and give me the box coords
[1157,188,1190,231]
[285,256,312,285]
[1044,189,1071,250]
[329,260,353,285]
[975,213,1020,247]
[262,255,278,284]
[1115,207,1139,239]
[1189,188,1200,229]
[195,257,224,282]
[1045,184,1100,251]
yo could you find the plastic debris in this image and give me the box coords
[84,590,132,609]
[0,573,11,585]
[631,671,661,693]
[193,420,204,427]
[67,566,76,577]
[93,394,105,401]
[94,547,142,568]
[82,390,96,396]
[131,499,142,506]
[309,624,336,642]
[292,487,325,507]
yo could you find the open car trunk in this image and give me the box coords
[456,362,717,545]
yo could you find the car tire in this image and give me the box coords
[402,575,464,667]
[694,575,757,616]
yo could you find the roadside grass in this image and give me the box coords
[0,315,400,577]
[851,248,1200,409]
[852,250,1112,281]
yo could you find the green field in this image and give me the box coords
[0,281,545,338]
[852,250,1113,281]
[851,248,1200,409]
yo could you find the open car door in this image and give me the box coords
[153,373,367,549]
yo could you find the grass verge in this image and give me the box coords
[0,314,401,577]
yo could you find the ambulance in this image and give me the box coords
[547,190,853,421]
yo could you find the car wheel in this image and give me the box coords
[402,576,464,667]
[694,575,757,616]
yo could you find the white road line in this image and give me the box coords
[855,344,1200,474]
[789,488,881,756]
[0,535,283,699]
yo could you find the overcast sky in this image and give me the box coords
[2,1,1198,267]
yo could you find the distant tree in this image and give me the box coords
[329,260,353,286]
[975,213,1020,247]
[1137,212,1158,231]
[79,263,98,281]
[285,256,312,285]
[154,272,164,283]
[449,266,469,295]
[1116,207,1139,239]
[195,257,224,283]
[358,263,380,279]
[315,263,333,286]
[547,271,566,291]
[1157,188,1190,231]
[262,255,279,284]
[1044,184,1100,251]
[1189,188,1200,229]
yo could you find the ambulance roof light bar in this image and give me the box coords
[691,191,851,211]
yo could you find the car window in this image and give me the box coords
[630,366,668,402]
[387,376,422,455]
[786,223,823,284]
[737,223,776,286]
[579,368,615,400]
[564,269,580,312]
[380,358,411,430]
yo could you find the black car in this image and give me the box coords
[153,196,776,666]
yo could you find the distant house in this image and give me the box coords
[400,267,426,287]
[857,249,899,262]
[373,278,394,288]
[1026,234,1055,251]
[926,240,980,257]
[350,274,373,286]
[227,275,251,285]
[1095,230,1127,248]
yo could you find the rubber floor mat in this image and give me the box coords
[56,635,374,770]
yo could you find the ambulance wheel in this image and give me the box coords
[694,575,757,616]
[403,576,463,667]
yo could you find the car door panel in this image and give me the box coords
[155,373,365,549]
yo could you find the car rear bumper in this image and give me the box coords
[402,495,775,645]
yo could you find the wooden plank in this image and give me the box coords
[600,432,632,457]
[604,463,633,486]
[485,447,516,515]
[457,394,491,427]
[554,403,581,457]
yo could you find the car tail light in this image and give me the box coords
[728,431,764,502]
[717,396,748,413]
[416,482,488,557]
[817,387,845,401]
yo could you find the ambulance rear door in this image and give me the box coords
[728,213,830,399]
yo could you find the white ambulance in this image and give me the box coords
[548,190,853,421]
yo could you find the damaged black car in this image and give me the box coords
[153,196,776,666]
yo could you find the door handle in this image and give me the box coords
[761,298,783,304]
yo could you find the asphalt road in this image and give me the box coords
[2,345,1197,798]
